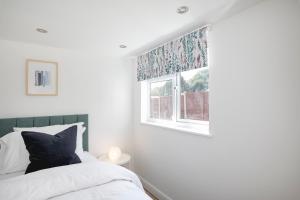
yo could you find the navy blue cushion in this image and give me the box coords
[21,126,81,174]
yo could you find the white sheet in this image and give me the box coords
[0,161,150,200]
[0,170,24,181]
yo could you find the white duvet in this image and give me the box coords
[0,162,151,200]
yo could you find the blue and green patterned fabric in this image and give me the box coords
[137,26,208,81]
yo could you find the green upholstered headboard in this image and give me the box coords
[0,114,88,151]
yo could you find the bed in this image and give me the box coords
[0,114,150,200]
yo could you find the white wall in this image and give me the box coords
[132,1,300,200]
[0,39,133,155]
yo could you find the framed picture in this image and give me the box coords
[26,59,58,96]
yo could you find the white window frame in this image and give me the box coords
[176,68,210,126]
[141,68,210,136]
[147,74,176,122]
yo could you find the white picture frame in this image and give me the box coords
[26,59,58,96]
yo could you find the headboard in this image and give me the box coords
[0,114,88,151]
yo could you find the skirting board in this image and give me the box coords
[139,176,173,200]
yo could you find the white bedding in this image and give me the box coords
[0,161,150,200]
[0,151,96,181]
[0,170,24,180]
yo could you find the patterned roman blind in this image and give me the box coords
[137,26,208,81]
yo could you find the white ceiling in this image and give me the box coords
[0,0,263,56]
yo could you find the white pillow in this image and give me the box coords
[14,122,85,154]
[0,140,7,169]
[0,123,86,174]
[79,152,98,163]
[0,131,29,174]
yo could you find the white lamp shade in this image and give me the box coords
[108,146,122,162]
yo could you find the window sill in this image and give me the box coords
[140,120,211,137]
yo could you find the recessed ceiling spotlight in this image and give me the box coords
[119,44,127,48]
[177,6,189,14]
[36,28,48,33]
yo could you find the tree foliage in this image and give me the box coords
[151,68,209,96]
[150,80,172,96]
[185,68,209,92]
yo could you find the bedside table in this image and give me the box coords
[98,153,131,169]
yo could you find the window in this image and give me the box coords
[179,68,209,122]
[150,79,173,120]
[141,68,209,135]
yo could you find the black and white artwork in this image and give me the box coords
[35,70,50,87]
